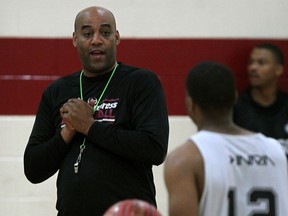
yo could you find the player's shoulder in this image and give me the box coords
[165,139,202,172]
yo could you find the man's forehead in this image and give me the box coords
[80,23,112,30]
[251,49,274,59]
[249,49,280,66]
[75,7,116,30]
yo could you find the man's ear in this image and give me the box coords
[185,95,194,115]
[115,30,120,45]
[72,32,77,47]
[275,64,284,77]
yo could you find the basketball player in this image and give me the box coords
[164,61,288,216]
[233,43,288,155]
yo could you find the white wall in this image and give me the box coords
[0,116,196,216]
[0,0,287,38]
[0,116,56,215]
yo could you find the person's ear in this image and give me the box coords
[275,64,284,77]
[115,30,120,45]
[72,32,77,47]
[185,95,194,115]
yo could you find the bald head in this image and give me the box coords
[74,6,117,32]
[72,6,120,76]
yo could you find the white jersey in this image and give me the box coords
[190,130,288,216]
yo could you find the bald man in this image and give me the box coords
[24,6,169,216]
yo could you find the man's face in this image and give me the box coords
[247,48,281,88]
[73,8,120,76]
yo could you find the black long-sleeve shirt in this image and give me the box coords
[24,63,169,216]
[233,89,288,154]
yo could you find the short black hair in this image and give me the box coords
[186,61,236,114]
[255,43,284,65]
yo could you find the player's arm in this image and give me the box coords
[164,140,203,216]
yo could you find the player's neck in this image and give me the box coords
[251,85,278,106]
[200,122,251,135]
[199,116,233,132]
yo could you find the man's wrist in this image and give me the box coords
[61,126,76,144]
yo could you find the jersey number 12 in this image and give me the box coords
[228,188,276,216]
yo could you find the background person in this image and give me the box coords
[164,61,288,216]
[233,43,288,154]
[24,6,169,216]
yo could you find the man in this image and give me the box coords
[24,6,169,216]
[164,61,288,216]
[233,43,288,154]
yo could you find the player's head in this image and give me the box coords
[254,43,284,65]
[248,43,284,88]
[103,199,162,216]
[185,61,236,118]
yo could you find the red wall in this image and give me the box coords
[0,38,287,115]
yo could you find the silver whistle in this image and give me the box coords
[74,141,86,174]
[74,162,79,174]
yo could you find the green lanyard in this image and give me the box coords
[74,63,118,174]
[79,63,119,112]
